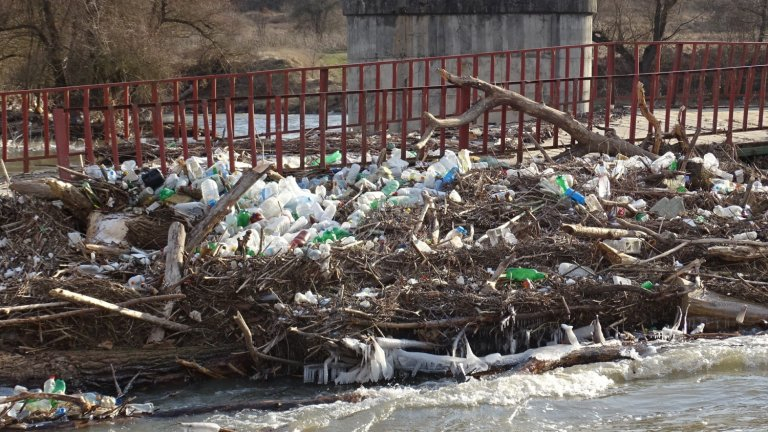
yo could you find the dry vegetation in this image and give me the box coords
[0,0,346,91]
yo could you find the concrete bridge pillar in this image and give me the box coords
[341,0,597,133]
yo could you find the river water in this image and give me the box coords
[89,335,768,431]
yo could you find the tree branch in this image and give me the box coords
[417,69,659,159]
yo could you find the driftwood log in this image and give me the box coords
[48,288,189,332]
[416,69,660,160]
[0,345,247,389]
[146,221,187,344]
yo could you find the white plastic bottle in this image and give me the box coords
[186,157,205,180]
[200,178,220,207]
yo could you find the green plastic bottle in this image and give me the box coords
[158,187,176,201]
[314,227,352,243]
[505,267,547,282]
[53,379,66,394]
[381,179,400,196]
[236,211,251,227]
[555,175,568,194]
[310,150,342,166]
[641,281,654,291]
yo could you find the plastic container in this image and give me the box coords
[585,194,604,213]
[603,238,643,255]
[597,174,611,198]
[505,267,546,282]
[290,230,309,248]
[651,152,676,173]
[186,157,205,180]
[236,211,251,227]
[121,160,140,182]
[200,178,220,207]
[158,187,176,201]
[565,188,586,205]
[442,167,459,184]
[43,376,56,393]
[713,205,743,219]
[381,179,400,196]
[457,149,472,173]
[345,164,361,185]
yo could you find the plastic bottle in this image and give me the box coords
[713,205,744,218]
[290,230,309,248]
[236,211,251,228]
[401,168,425,182]
[43,376,56,393]
[442,226,467,242]
[186,157,205,180]
[641,281,654,291]
[565,188,586,205]
[442,167,460,184]
[52,379,65,394]
[457,149,472,173]
[346,164,361,185]
[651,152,676,173]
[505,267,547,282]
[310,150,342,166]
[200,178,220,207]
[158,187,176,201]
[381,179,400,196]
[732,231,758,241]
[596,163,611,199]
[555,175,569,194]
[585,194,604,213]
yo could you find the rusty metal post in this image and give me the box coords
[54,108,71,181]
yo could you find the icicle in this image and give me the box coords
[592,315,606,344]
[561,324,580,346]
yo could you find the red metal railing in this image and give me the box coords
[0,41,767,177]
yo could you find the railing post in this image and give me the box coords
[629,44,640,143]
[54,108,71,181]
[458,86,470,150]
[319,68,328,168]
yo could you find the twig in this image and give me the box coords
[233,310,302,367]
[0,293,186,327]
[636,241,690,265]
[176,358,225,379]
[48,288,190,331]
[525,132,554,163]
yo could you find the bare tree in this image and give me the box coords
[0,0,252,89]
[732,0,768,41]
[594,0,706,72]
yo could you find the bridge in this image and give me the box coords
[1,40,767,178]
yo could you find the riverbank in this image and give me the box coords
[2,125,768,428]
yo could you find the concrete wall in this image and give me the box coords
[342,0,597,131]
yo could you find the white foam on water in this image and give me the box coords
[205,336,768,431]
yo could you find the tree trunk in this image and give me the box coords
[0,345,246,390]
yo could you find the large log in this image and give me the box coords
[10,178,92,217]
[516,343,635,374]
[684,288,768,327]
[0,345,245,389]
[417,69,659,159]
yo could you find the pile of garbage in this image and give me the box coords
[0,375,152,429]
[2,134,768,408]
